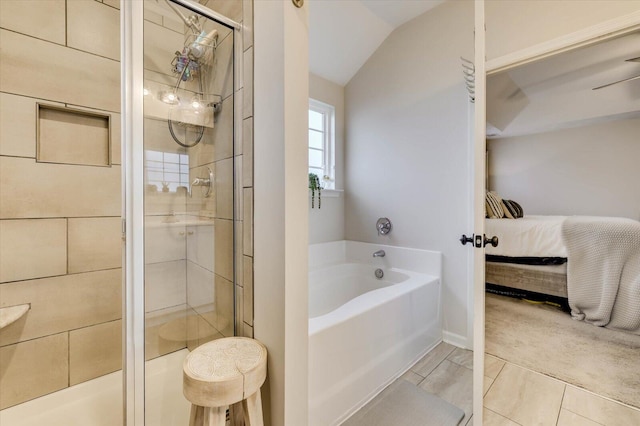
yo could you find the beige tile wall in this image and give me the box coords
[67,0,120,61]
[0,94,64,158]
[0,0,254,409]
[68,217,122,273]
[0,0,66,45]
[0,269,122,347]
[239,0,254,338]
[38,106,111,166]
[0,157,121,219]
[0,219,67,283]
[0,0,123,408]
[0,333,69,410]
[0,29,120,113]
[69,319,122,385]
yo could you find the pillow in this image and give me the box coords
[503,199,524,218]
[501,200,515,219]
[485,191,504,219]
[511,200,524,218]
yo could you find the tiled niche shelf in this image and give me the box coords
[37,103,112,167]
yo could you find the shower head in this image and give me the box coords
[188,28,218,61]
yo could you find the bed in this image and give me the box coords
[486,215,640,334]
[485,215,569,298]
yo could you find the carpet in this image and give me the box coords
[485,293,640,408]
[342,380,465,426]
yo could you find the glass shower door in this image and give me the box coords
[141,1,236,424]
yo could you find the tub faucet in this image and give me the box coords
[373,250,386,258]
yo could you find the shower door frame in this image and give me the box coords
[121,1,241,424]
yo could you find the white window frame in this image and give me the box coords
[308,98,335,190]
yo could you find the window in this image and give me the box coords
[308,99,335,189]
[145,150,190,192]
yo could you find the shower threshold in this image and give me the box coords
[0,349,191,426]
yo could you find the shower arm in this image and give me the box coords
[163,0,201,34]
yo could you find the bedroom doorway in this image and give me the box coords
[481,26,640,424]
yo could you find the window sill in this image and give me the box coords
[309,189,343,198]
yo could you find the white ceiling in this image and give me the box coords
[487,31,640,139]
[309,0,445,86]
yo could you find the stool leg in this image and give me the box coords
[204,406,227,426]
[230,401,245,426]
[189,405,204,426]
[242,390,264,426]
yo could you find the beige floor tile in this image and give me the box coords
[401,369,424,385]
[485,354,506,379]
[410,341,456,377]
[0,219,67,283]
[484,363,565,426]
[483,408,520,426]
[484,376,494,396]
[557,408,601,426]
[448,347,473,369]
[562,385,640,426]
[419,359,473,423]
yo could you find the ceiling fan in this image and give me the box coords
[592,56,640,90]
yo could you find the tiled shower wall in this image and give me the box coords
[0,0,122,410]
[0,0,254,410]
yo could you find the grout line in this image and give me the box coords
[561,408,606,426]
[555,385,567,426]
[484,408,524,426]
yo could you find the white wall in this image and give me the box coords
[344,0,474,346]
[486,0,640,61]
[254,1,308,425]
[488,117,640,221]
[309,73,345,244]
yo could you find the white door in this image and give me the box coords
[472,2,487,425]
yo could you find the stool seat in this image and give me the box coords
[184,337,267,426]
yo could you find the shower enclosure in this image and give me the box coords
[0,0,248,424]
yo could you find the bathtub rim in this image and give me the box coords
[309,267,439,335]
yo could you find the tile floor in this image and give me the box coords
[347,341,640,426]
[483,354,640,426]
[352,342,474,425]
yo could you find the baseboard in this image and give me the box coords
[443,331,469,349]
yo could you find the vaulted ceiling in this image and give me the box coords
[308,0,444,86]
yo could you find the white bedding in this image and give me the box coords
[485,215,568,258]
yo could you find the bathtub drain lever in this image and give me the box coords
[373,250,386,258]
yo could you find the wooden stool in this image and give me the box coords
[183,337,267,426]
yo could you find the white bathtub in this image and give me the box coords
[308,241,442,426]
